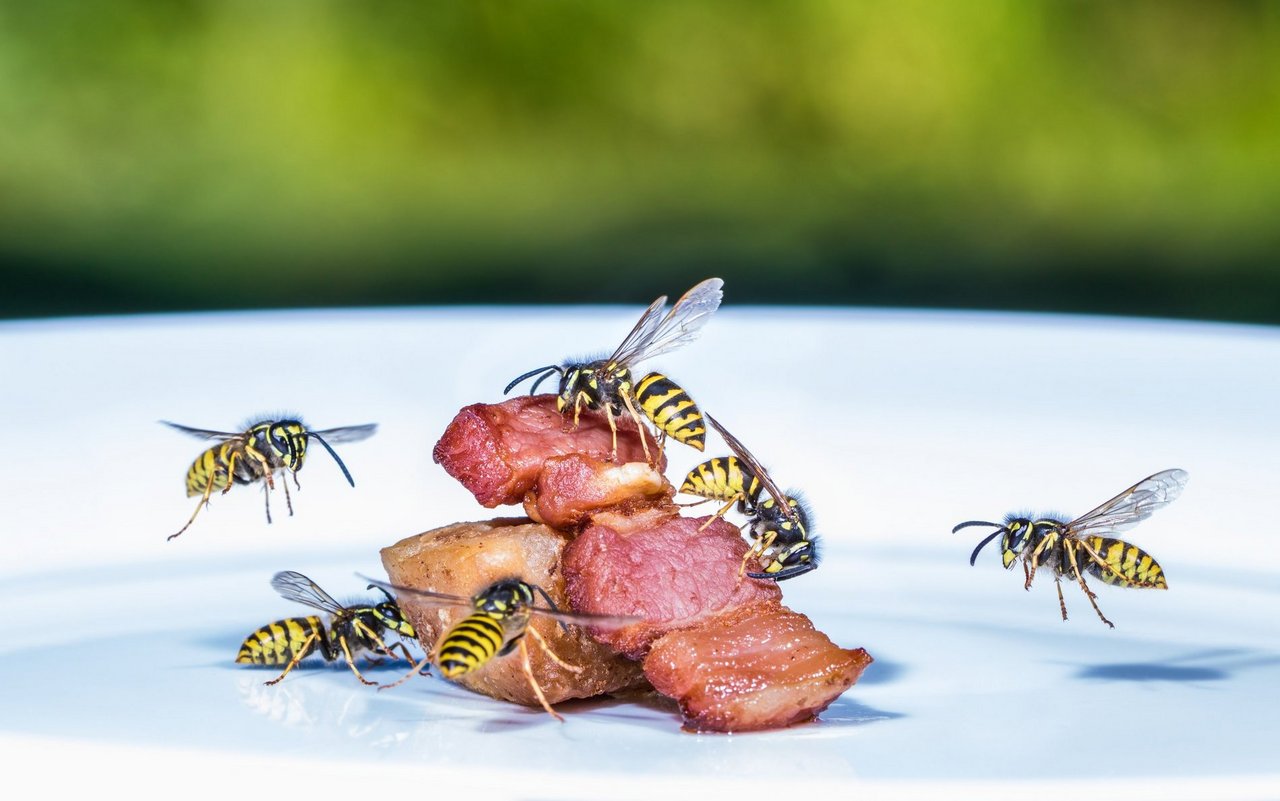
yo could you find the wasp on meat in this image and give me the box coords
[679,414,819,581]
[236,571,424,686]
[503,278,723,463]
[162,417,376,540]
[362,575,639,721]
[953,468,1188,628]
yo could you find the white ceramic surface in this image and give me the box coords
[1,306,1277,800]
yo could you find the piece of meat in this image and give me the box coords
[380,518,648,708]
[644,599,873,732]
[562,509,782,659]
[525,454,675,529]
[433,395,663,508]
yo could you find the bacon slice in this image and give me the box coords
[432,396,663,508]
[562,509,782,659]
[525,454,675,529]
[644,599,873,732]
[380,518,648,708]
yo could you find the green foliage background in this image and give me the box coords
[2,1,1278,321]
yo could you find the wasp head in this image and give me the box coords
[372,602,416,638]
[750,536,820,582]
[474,578,536,617]
[755,493,811,542]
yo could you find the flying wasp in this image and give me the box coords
[503,278,723,463]
[679,414,819,581]
[162,417,376,540]
[953,468,1188,628]
[236,571,424,686]
[362,575,639,721]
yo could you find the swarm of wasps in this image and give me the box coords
[163,277,1189,720]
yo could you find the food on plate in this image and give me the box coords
[502,277,723,462]
[380,519,649,710]
[954,468,1187,628]
[162,417,376,540]
[433,396,660,508]
[644,599,873,732]
[525,454,674,529]
[561,508,782,659]
[236,570,420,686]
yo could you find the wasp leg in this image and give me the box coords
[698,495,743,532]
[517,631,578,723]
[602,403,621,463]
[526,625,582,673]
[169,470,219,541]
[281,471,294,518]
[244,442,276,490]
[1065,542,1114,628]
[336,635,378,686]
[1054,578,1069,621]
[220,450,241,495]
[739,530,777,579]
[261,481,274,525]
[264,633,319,686]
[1024,536,1054,589]
[377,655,433,692]
[618,390,654,464]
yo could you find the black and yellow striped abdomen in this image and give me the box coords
[236,615,328,666]
[634,372,706,451]
[1082,536,1167,589]
[184,444,237,497]
[436,612,507,679]
[681,457,762,505]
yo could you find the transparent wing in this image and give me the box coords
[160,421,245,441]
[1066,469,1189,538]
[270,571,347,615]
[608,277,724,367]
[361,576,642,629]
[704,413,797,523]
[309,423,378,444]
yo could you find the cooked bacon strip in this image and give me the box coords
[562,509,782,659]
[433,396,662,508]
[525,454,675,529]
[644,599,873,732]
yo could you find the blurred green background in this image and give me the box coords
[2,1,1278,322]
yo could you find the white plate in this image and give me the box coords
[1,307,1278,800]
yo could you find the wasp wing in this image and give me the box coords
[160,421,245,441]
[704,413,797,524]
[527,607,643,629]
[271,571,348,615]
[360,576,478,610]
[361,575,642,628]
[1065,468,1189,538]
[309,423,378,444]
[608,277,724,367]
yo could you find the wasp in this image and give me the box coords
[679,414,819,581]
[162,417,376,540]
[236,571,423,686]
[953,468,1188,628]
[363,575,639,721]
[503,278,723,463]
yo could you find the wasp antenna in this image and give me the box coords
[968,528,1005,566]
[530,584,571,633]
[368,583,396,604]
[308,432,356,487]
[952,520,999,534]
[504,365,561,395]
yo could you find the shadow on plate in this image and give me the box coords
[1072,648,1280,683]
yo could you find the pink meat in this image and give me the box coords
[525,454,675,529]
[644,600,873,732]
[433,395,662,508]
[562,508,782,659]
